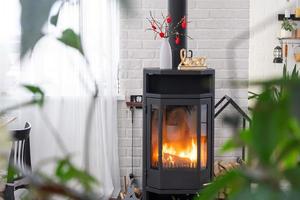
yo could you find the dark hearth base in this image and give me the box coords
[146,192,195,200]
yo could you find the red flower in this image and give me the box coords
[159,32,165,38]
[175,36,180,45]
[167,16,172,23]
[181,18,187,29]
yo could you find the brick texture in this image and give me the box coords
[118,0,249,188]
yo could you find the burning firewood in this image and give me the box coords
[163,153,196,168]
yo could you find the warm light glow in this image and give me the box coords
[163,139,198,168]
[151,106,208,169]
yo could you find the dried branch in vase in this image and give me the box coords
[146,11,192,45]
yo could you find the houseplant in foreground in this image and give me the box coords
[196,67,300,200]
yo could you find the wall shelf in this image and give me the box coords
[126,101,143,109]
[278,37,300,40]
[278,37,300,44]
[278,14,300,21]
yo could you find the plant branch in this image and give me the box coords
[83,84,99,172]
[149,11,163,33]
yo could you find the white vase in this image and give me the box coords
[281,29,293,38]
[160,38,172,69]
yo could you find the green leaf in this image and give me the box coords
[284,168,300,188]
[50,2,64,26]
[289,118,300,139]
[291,65,299,80]
[250,87,291,165]
[222,139,237,152]
[195,170,242,200]
[283,64,287,80]
[58,29,84,56]
[231,185,282,200]
[20,0,56,58]
[55,158,98,191]
[22,84,45,106]
[6,166,17,183]
[272,87,280,101]
[50,13,59,26]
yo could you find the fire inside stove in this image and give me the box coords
[151,105,207,169]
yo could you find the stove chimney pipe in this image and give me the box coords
[168,0,187,70]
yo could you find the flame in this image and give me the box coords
[162,137,207,168]
[163,139,197,162]
[152,136,207,168]
[150,107,207,169]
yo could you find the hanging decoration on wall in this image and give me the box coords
[273,46,283,63]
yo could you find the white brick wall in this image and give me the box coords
[118,0,249,188]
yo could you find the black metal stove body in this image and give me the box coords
[143,69,215,199]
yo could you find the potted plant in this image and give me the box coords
[281,19,297,38]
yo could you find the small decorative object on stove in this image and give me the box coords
[273,46,283,63]
[178,48,207,70]
[160,38,172,69]
[146,11,191,69]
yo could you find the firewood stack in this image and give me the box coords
[119,175,142,200]
[213,160,241,200]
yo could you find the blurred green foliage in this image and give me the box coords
[7,0,124,199]
[196,67,300,200]
[55,158,98,192]
[58,29,84,56]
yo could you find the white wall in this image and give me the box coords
[250,0,298,83]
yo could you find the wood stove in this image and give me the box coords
[143,68,215,200]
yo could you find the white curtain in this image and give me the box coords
[19,0,120,198]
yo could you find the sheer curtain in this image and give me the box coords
[19,0,120,198]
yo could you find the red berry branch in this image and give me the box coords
[146,11,192,45]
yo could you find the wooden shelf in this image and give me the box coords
[278,37,300,44]
[278,14,300,21]
[278,37,300,40]
[126,101,143,109]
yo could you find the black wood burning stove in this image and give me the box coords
[143,69,215,200]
